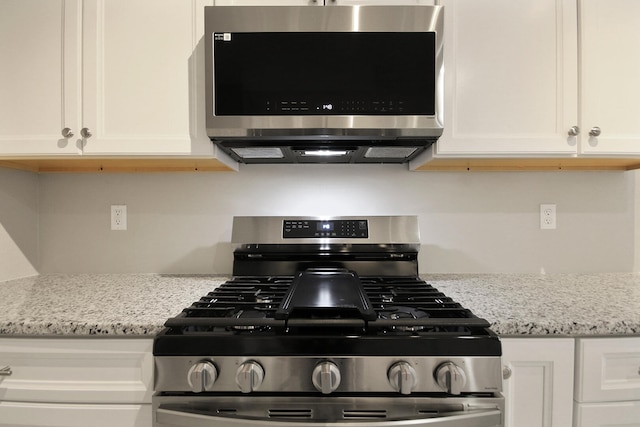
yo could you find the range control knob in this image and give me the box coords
[312,361,341,394]
[236,361,264,393]
[388,362,418,395]
[435,362,466,395]
[187,361,217,393]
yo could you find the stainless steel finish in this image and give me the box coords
[568,126,580,136]
[312,361,341,394]
[155,356,502,394]
[387,361,417,395]
[0,365,11,376]
[231,215,420,245]
[154,394,504,427]
[589,126,601,137]
[502,366,512,380]
[204,6,444,142]
[80,127,92,139]
[235,361,264,393]
[435,362,467,395]
[187,361,217,393]
[61,128,74,138]
[153,211,503,425]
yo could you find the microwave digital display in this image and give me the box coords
[213,32,436,116]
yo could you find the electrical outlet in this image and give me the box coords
[540,204,556,230]
[111,205,127,231]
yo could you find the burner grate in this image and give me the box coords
[163,275,490,333]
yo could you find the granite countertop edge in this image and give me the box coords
[0,273,639,338]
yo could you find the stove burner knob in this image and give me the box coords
[312,361,341,394]
[435,362,467,395]
[235,361,264,393]
[187,361,217,393]
[387,362,417,395]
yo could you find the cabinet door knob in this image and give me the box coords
[0,366,12,376]
[589,127,601,137]
[61,128,74,139]
[80,128,92,139]
[502,365,512,380]
[568,126,580,136]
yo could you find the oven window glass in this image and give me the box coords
[213,32,436,116]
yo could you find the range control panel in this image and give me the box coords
[283,220,369,239]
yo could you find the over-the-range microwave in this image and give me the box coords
[204,5,443,164]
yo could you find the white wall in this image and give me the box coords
[0,167,39,281]
[37,164,635,274]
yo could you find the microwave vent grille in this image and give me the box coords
[231,147,284,159]
[365,147,418,159]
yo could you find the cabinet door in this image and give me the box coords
[330,1,435,5]
[0,0,82,156]
[433,0,578,157]
[574,337,640,403]
[214,0,319,4]
[0,402,151,427]
[0,338,153,404]
[81,0,213,156]
[501,338,574,427]
[579,0,640,155]
[574,401,640,427]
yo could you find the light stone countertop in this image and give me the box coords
[0,273,639,337]
[0,274,226,336]
[426,273,640,336]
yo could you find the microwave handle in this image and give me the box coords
[156,406,502,427]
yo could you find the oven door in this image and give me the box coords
[154,395,503,427]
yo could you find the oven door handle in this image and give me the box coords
[156,406,502,427]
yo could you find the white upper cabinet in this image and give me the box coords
[329,0,435,5]
[80,0,214,156]
[419,0,640,167]
[0,0,236,166]
[213,1,433,6]
[0,0,82,156]
[433,0,579,157]
[578,0,640,156]
[213,0,321,5]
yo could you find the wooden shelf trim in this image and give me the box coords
[0,158,237,173]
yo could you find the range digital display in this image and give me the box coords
[317,222,334,232]
[283,220,368,239]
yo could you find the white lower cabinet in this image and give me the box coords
[501,337,575,427]
[0,338,153,427]
[574,401,640,427]
[573,337,640,427]
[0,402,151,427]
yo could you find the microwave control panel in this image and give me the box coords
[283,219,368,239]
[269,99,408,115]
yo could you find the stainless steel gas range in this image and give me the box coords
[153,216,504,427]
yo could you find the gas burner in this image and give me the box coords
[230,309,269,331]
[380,287,398,303]
[254,290,275,304]
[378,306,429,332]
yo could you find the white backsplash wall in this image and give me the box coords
[0,167,39,281]
[36,164,636,274]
